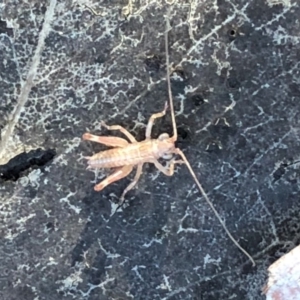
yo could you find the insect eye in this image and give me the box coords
[158,133,169,141]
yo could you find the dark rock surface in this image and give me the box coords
[0,1,299,299]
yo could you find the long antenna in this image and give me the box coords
[176,148,255,266]
[164,10,255,266]
[165,12,177,141]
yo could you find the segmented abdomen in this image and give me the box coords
[87,140,155,168]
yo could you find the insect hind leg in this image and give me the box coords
[83,133,129,147]
[94,165,133,192]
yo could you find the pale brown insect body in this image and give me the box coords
[85,131,175,169]
[83,12,255,266]
[83,104,180,195]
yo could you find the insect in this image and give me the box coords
[82,12,255,266]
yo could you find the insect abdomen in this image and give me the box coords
[87,140,155,168]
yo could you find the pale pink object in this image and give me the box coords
[263,245,300,300]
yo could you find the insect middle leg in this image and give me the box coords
[119,163,143,205]
[145,102,168,139]
[101,121,137,143]
[94,165,133,191]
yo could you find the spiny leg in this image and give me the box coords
[118,163,143,208]
[94,165,133,192]
[101,121,137,143]
[173,148,256,266]
[83,133,129,147]
[145,102,168,139]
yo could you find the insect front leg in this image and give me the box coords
[153,158,184,176]
[94,165,133,191]
[145,102,168,139]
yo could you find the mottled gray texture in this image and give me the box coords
[0,0,300,299]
